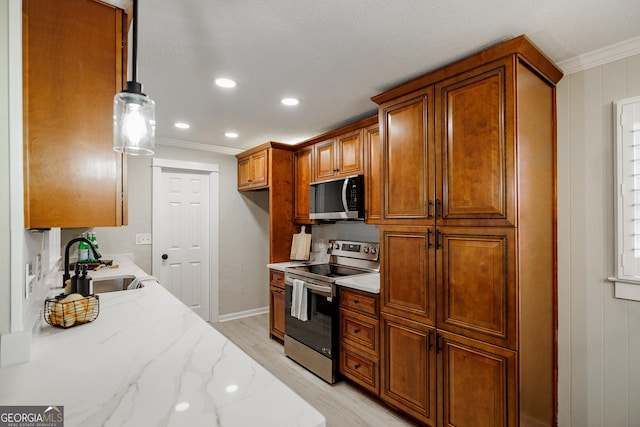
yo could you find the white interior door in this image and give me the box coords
[152,159,219,323]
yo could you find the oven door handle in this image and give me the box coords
[286,280,332,298]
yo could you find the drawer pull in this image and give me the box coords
[354,328,360,334]
[354,364,361,369]
[353,300,359,304]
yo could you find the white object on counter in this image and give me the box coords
[1,261,325,427]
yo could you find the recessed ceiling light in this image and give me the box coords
[281,97,299,106]
[225,132,239,138]
[174,122,190,129]
[215,78,236,88]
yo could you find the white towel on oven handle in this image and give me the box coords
[291,279,308,322]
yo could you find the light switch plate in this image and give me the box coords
[136,233,152,245]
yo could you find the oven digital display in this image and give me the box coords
[340,243,361,252]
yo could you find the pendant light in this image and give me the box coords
[113,0,155,155]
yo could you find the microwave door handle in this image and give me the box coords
[341,178,349,212]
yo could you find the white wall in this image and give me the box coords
[557,52,640,427]
[0,1,11,339]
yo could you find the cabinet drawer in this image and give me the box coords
[339,344,379,395]
[339,310,379,354]
[339,288,378,317]
[269,270,285,288]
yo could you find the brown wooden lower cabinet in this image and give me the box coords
[339,288,380,395]
[379,314,517,427]
[438,331,517,427]
[380,313,437,426]
[269,270,285,341]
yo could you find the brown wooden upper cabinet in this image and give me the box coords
[435,58,515,227]
[235,143,297,262]
[237,148,269,190]
[294,146,314,224]
[23,0,128,228]
[313,129,363,182]
[379,88,434,224]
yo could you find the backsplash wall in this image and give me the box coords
[311,222,379,245]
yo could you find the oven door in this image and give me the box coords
[284,278,339,359]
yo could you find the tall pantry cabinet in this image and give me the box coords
[372,36,563,426]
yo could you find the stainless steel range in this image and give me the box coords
[284,240,380,383]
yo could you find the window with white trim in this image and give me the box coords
[613,96,640,299]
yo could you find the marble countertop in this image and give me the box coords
[267,261,380,294]
[0,255,325,427]
[335,273,380,294]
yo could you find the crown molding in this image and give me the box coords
[558,35,640,75]
[155,137,243,155]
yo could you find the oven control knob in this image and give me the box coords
[364,247,369,254]
[369,247,377,255]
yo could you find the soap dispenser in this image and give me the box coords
[69,264,81,294]
[77,265,93,296]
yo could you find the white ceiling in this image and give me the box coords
[132,0,640,152]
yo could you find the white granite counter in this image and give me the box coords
[0,256,325,427]
[335,273,380,294]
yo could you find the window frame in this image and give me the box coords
[612,96,640,301]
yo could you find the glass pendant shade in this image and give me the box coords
[113,90,155,155]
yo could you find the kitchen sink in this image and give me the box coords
[92,275,142,293]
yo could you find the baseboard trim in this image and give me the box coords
[217,306,269,323]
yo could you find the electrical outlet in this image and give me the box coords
[136,233,152,245]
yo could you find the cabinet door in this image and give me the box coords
[438,331,517,427]
[336,129,363,177]
[270,285,285,340]
[314,138,336,181]
[381,313,436,426]
[294,147,314,223]
[436,227,516,349]
[237,156,252,189]
[237,149,269,191]
[435,59,515,226]
[269,270,285,341]
[364,125,381,223]
[381,87,434,224]
[250,150,269,188]
[381,226,436,325]
[23,0,127,227]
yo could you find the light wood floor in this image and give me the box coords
[211,313,417,427]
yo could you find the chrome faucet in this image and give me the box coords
[62,237,102,288]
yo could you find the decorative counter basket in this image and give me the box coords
[44,294,100,328]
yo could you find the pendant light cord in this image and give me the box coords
[131,0,138,84]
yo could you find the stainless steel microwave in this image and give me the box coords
[310,175,365,220]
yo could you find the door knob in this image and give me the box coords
[161,254,168,260]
